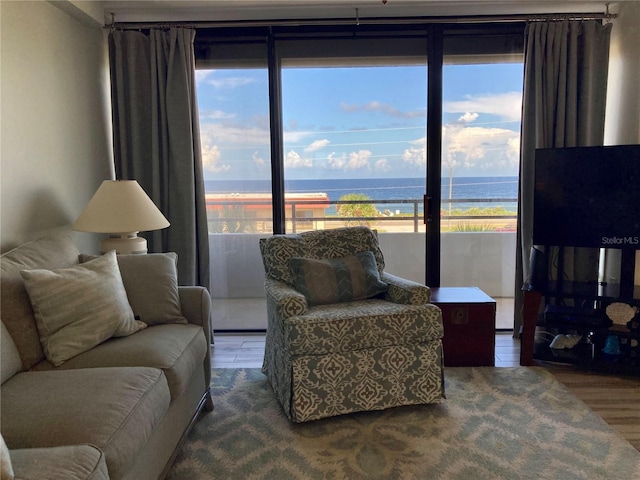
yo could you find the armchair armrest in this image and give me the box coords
[265,278,308,319]
[382,272,432,305]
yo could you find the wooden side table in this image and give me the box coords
[430,287,496,367]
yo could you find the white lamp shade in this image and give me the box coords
[73,180,170,234]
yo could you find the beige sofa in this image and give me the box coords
[0,232,213,480]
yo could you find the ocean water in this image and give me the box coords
[205,177,518,214]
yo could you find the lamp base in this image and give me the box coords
[99,233,147,255]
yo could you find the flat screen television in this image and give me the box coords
[533,144,640,250]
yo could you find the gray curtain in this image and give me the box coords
[109,28,210,289]
[514,20,612,335]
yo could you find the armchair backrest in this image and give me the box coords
[259,226,385,286]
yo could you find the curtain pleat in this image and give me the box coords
[109,28,210,289]
[513,20,611,335]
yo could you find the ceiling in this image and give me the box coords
[101,0,613,25]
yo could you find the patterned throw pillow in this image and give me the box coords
[290,251,388,306]
[20,251,145,366]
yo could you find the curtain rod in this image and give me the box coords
[105,11,616,30]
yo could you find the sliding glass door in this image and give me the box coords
[194,24,524,331]
[196,67,272,330]
[281,64,428,283]
[439,31,524,329]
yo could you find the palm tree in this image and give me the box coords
[336,193,378,227]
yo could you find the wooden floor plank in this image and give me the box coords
[543,364,640,451]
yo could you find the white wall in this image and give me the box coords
[0,0,113,253]
[208,231,516,330]
[604,2,640,284]
[605,1,640,145]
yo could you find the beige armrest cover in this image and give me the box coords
[178,286,212,386]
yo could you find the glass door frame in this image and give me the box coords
[194,21,525,287]
[425,24,443,287]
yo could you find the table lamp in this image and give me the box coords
[73,180,170,254]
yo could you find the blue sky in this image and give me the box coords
[196,62,523,181]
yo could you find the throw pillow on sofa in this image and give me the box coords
[79,252,187,326]
[20,250,146,366]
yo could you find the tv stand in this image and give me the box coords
[520,246,639,377]
[620,248,636,299]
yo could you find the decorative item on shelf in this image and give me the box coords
[73,180,170,255]
[606,302,639,327]
[549,334,582,350]
[602,334,622,361]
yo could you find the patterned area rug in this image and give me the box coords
[168,367,640,480]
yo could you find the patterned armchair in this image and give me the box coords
[259,226,445,422]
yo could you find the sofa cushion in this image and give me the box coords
[290,251,388,306]
[0,232,81,370]
[80,252,187,326]
[31,324,207,400]
[10,444,109,480]
[20,251,146,366]
[1,367,170,480]
[285,299,444,356]
[1,322,22,384]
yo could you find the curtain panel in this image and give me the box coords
[514,20,612,334]
[109,28,210,289]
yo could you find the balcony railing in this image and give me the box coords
[207,197,519,329]
[205,197,518,233]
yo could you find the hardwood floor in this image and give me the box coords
[544,364,640,451]
[211,332,640,452]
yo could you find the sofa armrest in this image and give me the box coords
[10,444,109,480]
[179,286,211,329]
[381,272,432,305]
[265,278,308,320]
[179,286,212,387]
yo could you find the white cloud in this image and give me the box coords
[401,125,520,175]
[458,112,479,124]
[340,101,424,119]
[444,92,522,122]
[326,150,372,171]
[442,124,520,172]
[200,122,270,146]
[327,152,346,170]
[347,150,372,170]
[284,129,315,144]
[506,136,521,160]
[200,110,236,121]
[374,158,392,173]
[304,139,330,153]
[201,143,231,173]
[402,137,426,167]
[285,150,312,168]
[195,70,211,85]
[252,151,267,169]
[208,77,256,89]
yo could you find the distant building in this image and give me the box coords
[205,192,330,233]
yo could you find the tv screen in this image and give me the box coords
[533,145,640,249]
